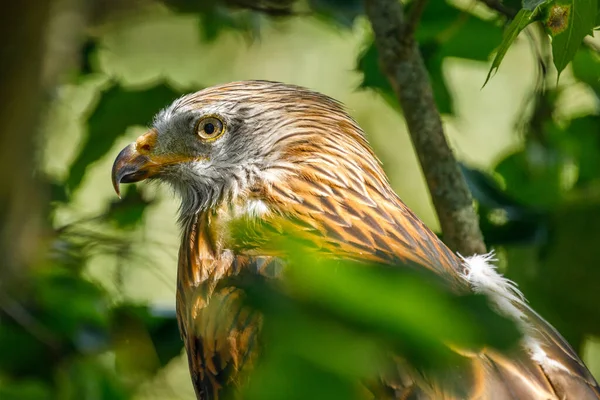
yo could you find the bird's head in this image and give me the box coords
[112,80,390,223]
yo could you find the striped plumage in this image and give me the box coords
[112,80,600,399]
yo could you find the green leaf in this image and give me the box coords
[357,41,454,114]
[0,380,52,400]
[485,9,539,86]
[66,82,185,192]
[111,305,182,381]
[309,0,363,27]
[436,17,503,62]
[461,164,546,246]
[285,258,520,352]
[494,144,566,208]
[546,0,599,77]
[356,42,400,111]
[572,45,600,96]
[561,116,600,185]
[104,185,152,229]
[358,2,502,114]
[524,0,552,10]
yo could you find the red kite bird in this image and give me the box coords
[112,81,599,399]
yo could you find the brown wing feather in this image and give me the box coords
[177,212,285,399]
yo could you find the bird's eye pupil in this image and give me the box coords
[204,123,215,135]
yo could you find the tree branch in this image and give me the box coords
[0,0,51,283]
[364,0,487,256]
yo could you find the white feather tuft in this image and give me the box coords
[459,251,569,373]
[245,199,270,218]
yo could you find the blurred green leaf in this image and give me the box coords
[461,164,547,246]
[244,352,360,400]
[572,47,600,96]
[56,358,130,400]
[199,6,262,42]
[433,13,503,62]
[356,42,399,110]
[35,268,110,344]
[105,185,152,229]
[309,0,363,27]
[287,257,520,351]
[0,379,52,400]
[462,164,536,217]
[525,0,551,10]
[495,144,567,208]
[357,41,454,114]
[66,82,185,192]
[545,0,598,77]
[0,324,52,378]
[359,2,502,113]
[111,304,182,376]
[485,8,541,86]
[562,116,600,185]
[504,201,600,347]
[236,245,520,399]
[78,38,99,77]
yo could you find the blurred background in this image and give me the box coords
[2,0,600,398]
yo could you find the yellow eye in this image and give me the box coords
[196,116,225,141]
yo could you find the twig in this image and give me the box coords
[364,0,487,256]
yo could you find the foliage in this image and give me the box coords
[238,250,519,400]
[486,0,600,82]
[465,78,600,349]
[3,0,600,399]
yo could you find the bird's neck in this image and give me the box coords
[176,169,465,290]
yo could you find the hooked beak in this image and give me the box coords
[111,129,159,198]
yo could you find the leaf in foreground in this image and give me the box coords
[546,0,598,77]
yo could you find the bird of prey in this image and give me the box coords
[112,80,599,399]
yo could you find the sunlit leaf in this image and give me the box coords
[546,0,598,77]
[66,82,185,192]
